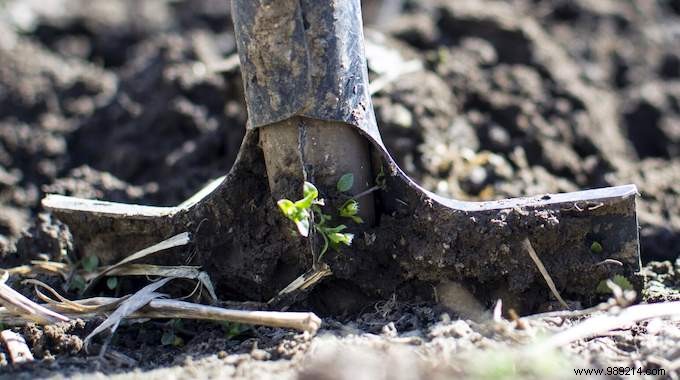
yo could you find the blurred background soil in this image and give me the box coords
[0,0,679,378]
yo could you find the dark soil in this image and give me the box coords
[0,0,679,379]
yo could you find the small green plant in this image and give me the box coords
[596,275,633,294]
[278,177,359,262]
[68,255,100,293]
[338,199,362,223]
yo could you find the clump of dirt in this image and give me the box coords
[11,213,72,264]
[21,319,86,358]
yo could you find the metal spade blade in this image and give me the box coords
[42,0,640,312]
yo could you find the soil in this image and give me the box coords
[0,0,679,379]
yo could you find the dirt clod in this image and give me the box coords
[22,319,86,358]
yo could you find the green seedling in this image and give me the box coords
[596,274,633,294]
[339,199,363,223]
[67,255,98,293]
[278,178,357,262]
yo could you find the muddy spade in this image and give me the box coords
[42,0,640,313]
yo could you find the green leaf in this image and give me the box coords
[329,232,353,246]
[320,224,346,234]
[611,275,633,291]
[324,225,352,247]
[595,280,610,294]
[596,275,633,294]
[277,199,296,219]
[295,216,310,237]
[106,277,118,290]
[82,255,99,272]
[294,182,319,210]
[336,173,354,193]
[303,182,319,201]
[320,223,353,253]
[279,197,311,237]
[294,198,312,210]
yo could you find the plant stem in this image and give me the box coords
[352,185,382,201]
